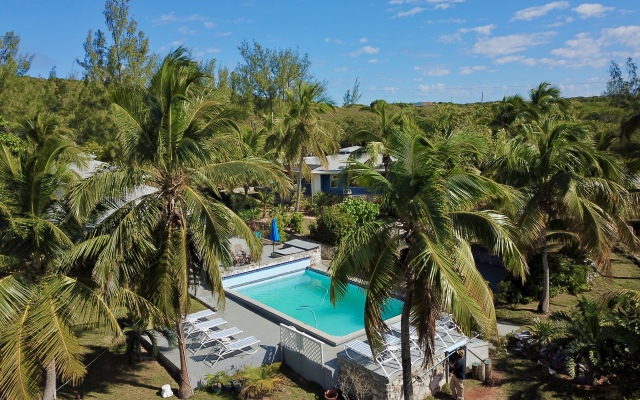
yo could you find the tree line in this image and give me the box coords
[1,1,640,399]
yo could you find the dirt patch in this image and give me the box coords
[464,370,507,400]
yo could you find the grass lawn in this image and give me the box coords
[58,328,322,400]
[495,252,640,326]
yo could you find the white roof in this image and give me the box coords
[303,146,384,174]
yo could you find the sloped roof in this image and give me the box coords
[303,146,384,174]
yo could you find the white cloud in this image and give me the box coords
[428,0,465,10]
[335,67,348,73]
[395,7,426,17]
[459,24,496,35]
[205,48,221,53]
[359,37,368,43]
[572,3,615,19]
[441,24,495,43]
[324,38,344,45]
[512,2,569,21]
[601,25,640,50]
[418,83,447,93]
[216,31,232,37]
[384,87,400,93]
[369,59,379,64]
[178,26,196,35]
[415,66,450,76]
[156,12,207,24]
[493,55,525,65]
[549,32,608,67]
[349,46,380,57]
[459,65,487,74]
[473,32,556,57]
[204,22,216,29]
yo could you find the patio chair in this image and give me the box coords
[185,318,227,339]
[204,336,261,367]
[343,339,402,377]
[183,309,215,332]
[389,321,421,350]
[190,327,243,354]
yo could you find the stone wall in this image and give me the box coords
[220,247,321,278]
[337,356,447,400]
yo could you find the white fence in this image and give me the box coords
[280,324,331,388]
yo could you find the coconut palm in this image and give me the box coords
[277,82,341,212]
[529,81,568,117]
[490,117,639,313]
[0,134,122,400]
[66,48,290,398]
[330,115,527,400]
[350,100,404,173]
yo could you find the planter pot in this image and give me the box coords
[324,389,338,400]
[232,380,243,393]
[212,386,222,394]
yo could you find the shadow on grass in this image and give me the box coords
[495,355,617,400]
[57,344,164,399]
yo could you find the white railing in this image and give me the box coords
[280,324,324,365]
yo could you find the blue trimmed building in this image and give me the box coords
[301,146,384,197]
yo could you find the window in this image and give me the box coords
[330,174,339,188]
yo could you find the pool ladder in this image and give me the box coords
[296,283,328,329]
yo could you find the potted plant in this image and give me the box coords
[324,388,339,400]
[203,371,229,394]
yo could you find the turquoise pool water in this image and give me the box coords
[234,269,403,336]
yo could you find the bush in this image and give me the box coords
[310,206,354,245]
[312,192,342,213]
[288,212,304,233]
[338,197,379,225]
[495,254,592,305]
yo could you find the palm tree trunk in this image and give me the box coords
[538,239,550,314]
[176,319,194,398]
[400,267,415,400]
[295,155,304,212]
[43,359,56,400]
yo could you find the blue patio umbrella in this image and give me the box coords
[270,217,280,253]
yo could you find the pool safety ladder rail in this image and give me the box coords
[295,282,329,329]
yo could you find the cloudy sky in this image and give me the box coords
[3,0,639,104]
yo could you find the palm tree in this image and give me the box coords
[350,100,403,173]
[0,133,122,399]
[529,81,568,117]
[490,117,639,313]
[277,82,341,212]
[330,116,527,400]
[487,94,532,134]
[67,48,290,398]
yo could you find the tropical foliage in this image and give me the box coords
[330,115,527,400]
[65,48,290,398]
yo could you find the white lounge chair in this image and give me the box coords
[183,309,215,332]
[190,327,243,354]
[205,336,261,367]
[343,339,402,377]
[185,318,227,339]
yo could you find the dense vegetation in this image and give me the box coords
[2,2,640,399]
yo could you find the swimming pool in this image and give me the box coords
[224,262,403,339]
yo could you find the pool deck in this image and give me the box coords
[155,248,348,389]
[155,242,481,393]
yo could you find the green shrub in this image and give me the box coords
[338,197,379,225]
[288,212,304,233]
[312,192,342,213]
[310,206,354,245]
[495,254,591,305]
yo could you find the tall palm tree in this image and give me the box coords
[529,81,568,117]
[278,82,341,212]
[490,117,639,313]
[330,116,527,400]
[67,48,291,398]
[0,134,122,400]
[350,100,403,173]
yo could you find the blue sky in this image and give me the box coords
[3,0,640,104]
